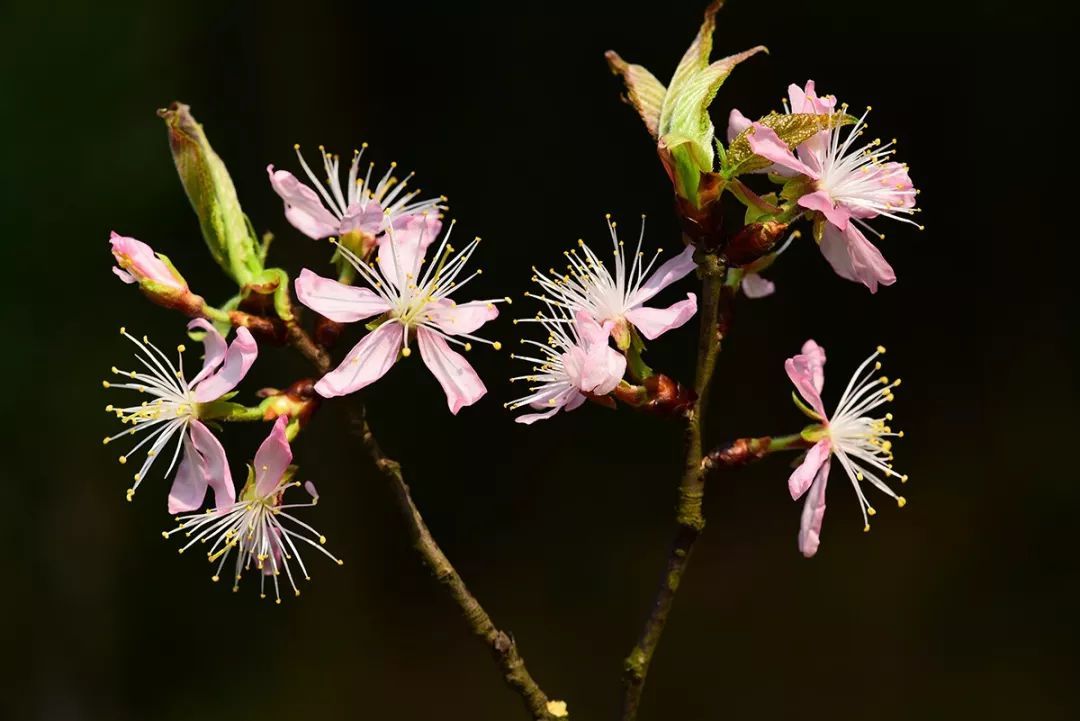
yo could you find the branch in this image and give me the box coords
[620,252,728,721]
[283,319,563,721]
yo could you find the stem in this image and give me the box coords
[282,320,562,720]
[620,252,726,721]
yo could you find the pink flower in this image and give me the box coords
[295,222,506,414]
[529,217,697,348]
[785,340,907,558]
[507,308,627,424]
[164,416,342,602]
[103,320,257,510]
[745,101,920,293]
[267,144,444,242]
[109,232,187,289]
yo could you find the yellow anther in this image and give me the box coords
[897,496,907,508]
[102,380,111,388]
[900,474,909,483]
[118,455,127,465]
[319,535,327,545]
[493,341,503,351]
[336,559,344,566]
[463,343,473,352]
[401,347,412,358]
[876,345,886,354]
[126,488,135,501]
[863,524,871,533]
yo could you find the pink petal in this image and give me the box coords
[189,420,235,509]
[424,299,498,336]
[787,80,836,115]
[254,415,292,497]
[581,343,627,396]
[726,108,752,143]
[339,201,385,237]
[191,327,258,403]
[784,339,827,418]
[515,388,585,425]
[574,310,613,348]
[741,272,775,299]
[798,190,851,231]
[377,227,430,290]
[168,433,209,514]
[314,321,403,398]
[416,327,487,414]
[112,267,136,284]
[625,293,698,340]
[295,268,391,323]
[109,233,184,289]
[819,224,896,294]
[746,124,819,178]
[629,245,697,306]
[788,439,830,500]
[186,318,227,386]
[798,458,831,558]
[267,165,340,240]
[390,213,442,247]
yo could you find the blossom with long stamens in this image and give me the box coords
[746,104,921,292]
[785,340,907,558]
[267,144,444,244]
[295,221,507,413]
[529,217,697,349]
[507,306,626,424]
[164,416,341,603]
[102,320,257,511]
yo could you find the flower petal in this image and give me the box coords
[785,339,827,418]
[629,245,697,306]
[339,201,384,237]
[267,165,340,239]
[818,223,896,294]
[314,321,403,398]
[574,310,613,348]
[390,212,442,246]
[746,124,819,178]
[581,343,627,396]
[189,420,235,509]
[798,458,831,558]
[625,293,698,340]
[295,268,391,323]
[191,327,258,403]
[788,438,830,500]
[109,232,183,288]
[186,318,227,386]
[254,415,292,497]
[424,299,499,336]
[416,327,487,414]
[798,190,851,231]
[741,272,775,298]
[168,432,209,514]
[377,226,430,290]
[726,108,752,143]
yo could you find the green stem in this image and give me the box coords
[621,251,726,721]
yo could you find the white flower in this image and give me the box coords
[528,217,697,348]
[164,417,341,603]
[506,304,626,424]
[102,321,257,510]
[786,341,907,557]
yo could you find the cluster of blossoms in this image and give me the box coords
[105,1,923,622]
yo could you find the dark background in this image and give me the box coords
[1,1,1072,719]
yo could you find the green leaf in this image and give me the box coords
[657,1,766,175]
[742,191,779,224]
[726,112,851,175]
[158,102,263,286]
[605,51,667,138]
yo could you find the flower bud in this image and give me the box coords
[157,102,262,285]
[109,232,204,315]
[724,221,788,266]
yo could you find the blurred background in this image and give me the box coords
[1,0,1072,719]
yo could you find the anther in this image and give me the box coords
[897,496,907,508]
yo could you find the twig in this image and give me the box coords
[282,318,562,720]
[620,252,727,721]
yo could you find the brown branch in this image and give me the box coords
[620,252,729,721]
[283,318,562,720]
